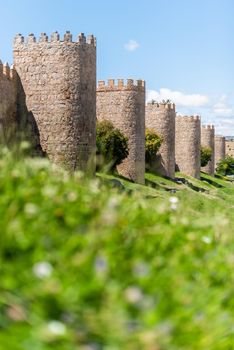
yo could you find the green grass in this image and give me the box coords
[1,150,234,349]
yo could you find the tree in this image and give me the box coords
[201,146,212,167]
[145,128,163,164]
[96,120,129,171]
[216,156,234,176]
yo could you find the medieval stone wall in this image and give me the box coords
[13,31,96,171]
[0,62,17,141]
[145,102,175,178]
[201,125,215,176]
[215,135,225,168]
[226,140,234,158]
[97,79,145,184]
[175,115,201,179]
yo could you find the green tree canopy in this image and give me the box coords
[201,146,212,167]
[96,120,129,170]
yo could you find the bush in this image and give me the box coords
[145,128,163,164]
[96,120,129,170]
[216,155,234,175]
[201,146,212,167]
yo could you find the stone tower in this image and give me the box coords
[13,31,96,171]
[215,135,225,169]
[97,79,145,184]
[201,125,215,176]
[145,102,175,178]
[0,62,17,140]
[175,115,201,179]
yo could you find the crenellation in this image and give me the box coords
[147,101,175,110]
[39,33,48,42]
[64,30,72,42]
[97,79,145,92]
[51,31,60,42]
[27,33,36,43]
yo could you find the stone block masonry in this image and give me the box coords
[175,115,201,179]
[13,31,96,172]
[215,135,225,169]
[201,125,215,176]
[146,102,175,178]
[0,62,17,141]
[97,79,145,184]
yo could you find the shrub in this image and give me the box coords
[145,128,163,164]
[216,155,234,175]
[96,120,129,170]
[201,146,212,167]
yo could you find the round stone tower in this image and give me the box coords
[215,135,225,169]
[201,125,215,176]
[13,31,96,172]
[97,79,145,184]
[175,115,201,179]
[145,102,175,178]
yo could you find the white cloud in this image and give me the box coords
[213,95,234,117]
[124,40,139,52]
[147,88,209,107]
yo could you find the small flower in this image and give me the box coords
[169,196,179,211]
[95,256,108,274]
[202,236,212,244]
[24,203,38,217]
[33,261,53,279]
[125,286,143,304]
[67,191,77,202]
[46,320,67,336]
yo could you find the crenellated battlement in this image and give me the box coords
[202,124,215,130]
[14,31,96,47]
[176,114,200,121]
[97,79,145,92]
[147,101,175,110]
[0,61,16,81]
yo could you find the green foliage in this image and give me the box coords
[216,155,234,175]
[96,120,129,170]
[201,146,212,167]
[1,148,234,349]
[145,128,163,164]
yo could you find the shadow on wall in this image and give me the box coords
[16,75,45,157]
[146,154,170,178]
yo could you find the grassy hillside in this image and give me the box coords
[1,149,234,349]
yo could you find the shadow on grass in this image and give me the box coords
[201,173,223,188]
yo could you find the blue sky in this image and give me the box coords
[0,0,233,135]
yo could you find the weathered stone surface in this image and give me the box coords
[215,135,225,168]
[0,62,17,141]
[146,102,175,178]
[175,115,201,179]
[201,125,215,176]
[13,32,96,171]
[97,79,145,184]
[225,140,234,158]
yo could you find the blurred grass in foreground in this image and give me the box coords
[1,147,234,349]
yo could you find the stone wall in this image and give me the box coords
[201,125,215,176]
[226,140,234,158]
[145,102,175,178]
[175,115,201,179]
[13,31,96,172]
[215,135,225,168]
[97,79,145,184]
[0,61,17,141]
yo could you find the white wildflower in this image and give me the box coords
[33,261,53,279]
[202,236,212,244]
[125,286,143,304]
[169,196,179,210]
[47,320,66,336]
[24,203,38,217]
